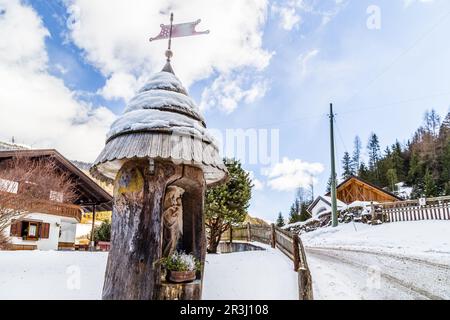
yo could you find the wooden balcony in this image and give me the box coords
[26,200,82,222]
[0,192,82,222]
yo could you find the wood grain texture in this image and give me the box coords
[102,159,182,300]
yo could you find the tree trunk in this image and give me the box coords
[207,225,222,254]
[102,159,182,300]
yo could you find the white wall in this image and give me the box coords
[311,200,331,217]
[5,213,78,250]
[59,219,77,244]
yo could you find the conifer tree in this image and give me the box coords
[423,169,437,197]
[367,133,381,172]
[341,152,354,180]
[352,136,362,174]
[276,212,285,227]
[205,158,252,253]
[288,200,301,224]
[386,168,398,192]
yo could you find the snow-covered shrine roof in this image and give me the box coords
[90,61,227,186]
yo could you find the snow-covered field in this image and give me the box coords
[302,221,450,300]
[0,243,298,300]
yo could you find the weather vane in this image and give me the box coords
[149,13,210,62]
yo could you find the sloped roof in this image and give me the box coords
[326,175,402,203]
[91,61,227,186]
[307,195,346,213]
[0,149,112,211]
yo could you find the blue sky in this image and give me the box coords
[1,0,450,222]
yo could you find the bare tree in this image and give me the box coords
[0,155,77,249]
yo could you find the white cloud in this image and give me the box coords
[65,0,272,109]
[271,0,348,31]
[272,3,301,30]
[99,72,139,101]
[262,157,324,192]
[298,48,319,78]
[200,72,269,113]
[0,0,115,162]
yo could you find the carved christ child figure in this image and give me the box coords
[162,186,185,257]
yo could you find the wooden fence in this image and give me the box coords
[221,224,313,300]
[381,196,450,223]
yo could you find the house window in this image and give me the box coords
[0,178,19,193]
[10,220,50,240]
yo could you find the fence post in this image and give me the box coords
[247,223,251,242]
[292,233,300,272]
[271,224,276,248]
[298,267,314,300]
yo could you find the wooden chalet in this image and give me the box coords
[0,149,112,250]
[326,176,402,204]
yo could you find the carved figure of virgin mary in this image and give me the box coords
[162,185,185,257]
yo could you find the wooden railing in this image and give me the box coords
[1,193,82,222]
[27,200,82,222]
[221,224,313,300]
[380,196,450,223]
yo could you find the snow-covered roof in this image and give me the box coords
[307,195,346,214]
[91,61,227,186]
[347,201,378,209]
[0,141,30,151]
[321,196,346,208]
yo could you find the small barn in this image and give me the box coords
[327,176,402,204]
[0,149,112,250]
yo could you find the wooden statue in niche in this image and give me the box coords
[162,185,185,257]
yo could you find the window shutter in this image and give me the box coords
[40,223,50,239]
[9,220,22,237]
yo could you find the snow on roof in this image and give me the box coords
[138,71,187,95]
[123,89,204,123]
[107,70,208,142]
[347,201,378,209]
[107,108,213,143]
[91,63,227,186]
[0,141,30,151]
[321,196,346,207]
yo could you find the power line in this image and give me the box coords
[334,118,348,154]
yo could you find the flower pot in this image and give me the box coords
[168,270,196,283]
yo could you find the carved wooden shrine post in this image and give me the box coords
[90,37,227,298]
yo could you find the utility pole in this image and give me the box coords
[329,103,338,227]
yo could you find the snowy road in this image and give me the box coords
[306,246,450,300]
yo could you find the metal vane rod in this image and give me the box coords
[166,13,174,62]
[168,13,174,51]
